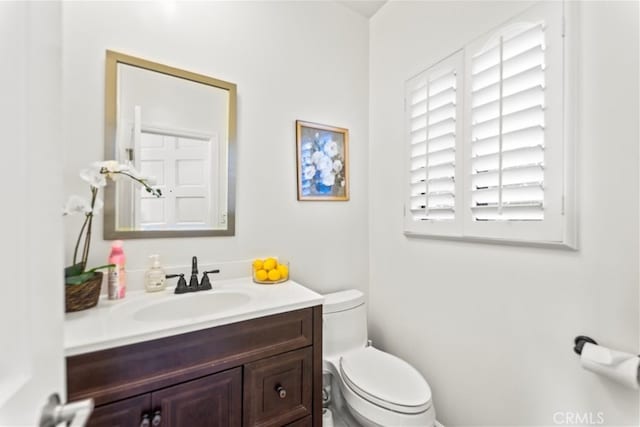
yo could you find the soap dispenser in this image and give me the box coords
[144,254,167,292]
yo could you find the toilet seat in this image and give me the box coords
[339,347,432,414]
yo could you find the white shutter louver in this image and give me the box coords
[469,23,546,221]
[407,62,459,223]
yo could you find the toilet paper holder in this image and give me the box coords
[573,335,640,357]
[573,335,599,355]
[573,335,640,389]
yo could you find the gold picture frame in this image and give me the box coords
[296,120,349,201]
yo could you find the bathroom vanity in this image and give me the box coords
[64,279,323,426]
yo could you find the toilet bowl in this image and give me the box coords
[323,289,436,426]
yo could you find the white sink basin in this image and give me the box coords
[133,291,251,322]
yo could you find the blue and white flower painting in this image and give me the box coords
[296,121,349,200]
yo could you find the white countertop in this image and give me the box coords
[64,277,324,356]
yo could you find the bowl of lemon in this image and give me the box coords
[252,258,289,284]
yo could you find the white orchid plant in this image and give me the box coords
[63,161,161,285]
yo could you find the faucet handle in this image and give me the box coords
[167,274,189,294]
[199,269,220,291]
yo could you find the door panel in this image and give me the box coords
[151,368,241,427]
[136,129,216,230]
[0,1,65,424]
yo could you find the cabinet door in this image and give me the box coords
[243,347,313,427]
[88,394,151,427]
[151,367,242,427]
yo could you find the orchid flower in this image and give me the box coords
[65,160,162,285]
[80,166,107,189]
[63,195,92,216]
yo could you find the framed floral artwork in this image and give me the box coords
[296,120,349,201]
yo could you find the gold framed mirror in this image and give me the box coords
[103,50,236,239]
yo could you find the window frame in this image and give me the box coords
[403,1,578,249]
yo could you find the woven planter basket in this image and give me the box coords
[65,271,103,313]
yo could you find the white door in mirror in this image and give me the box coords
[136,130,218,230]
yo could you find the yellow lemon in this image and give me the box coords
[252,259,264,271]
[255,269,268,281]
[267,269,281,281]
[263,258,276,271]
[277,264,289,279]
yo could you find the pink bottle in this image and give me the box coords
[108,240,126,300]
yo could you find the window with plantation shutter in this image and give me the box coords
[404,1,576,247]
[405,52,464,236]
[468,23,546,222]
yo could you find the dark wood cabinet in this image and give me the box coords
[67,307,322,427]
[88,394,150,427]
[86,369,241,427]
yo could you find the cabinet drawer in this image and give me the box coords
[243,347,313,427]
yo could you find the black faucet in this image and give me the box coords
[166,257,220,294]
[188,256,199,291]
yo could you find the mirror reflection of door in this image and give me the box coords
[134,128,219,230]
[114,61,229,232]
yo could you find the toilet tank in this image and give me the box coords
[323,290,368,358]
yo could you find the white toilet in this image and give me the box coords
[323,289,436,426]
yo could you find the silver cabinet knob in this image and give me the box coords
[140,413,151,427]
[152,410,162,426]
[275,384,287,399]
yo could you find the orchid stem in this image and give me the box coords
[111,170,159,195]
[80,187,98,271]
[68,165,161,275]
[72,214,90,267]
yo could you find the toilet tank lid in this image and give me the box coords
[323,289,365,313]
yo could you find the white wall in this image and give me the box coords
[369,1,639,426]
[62,1,369,294]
